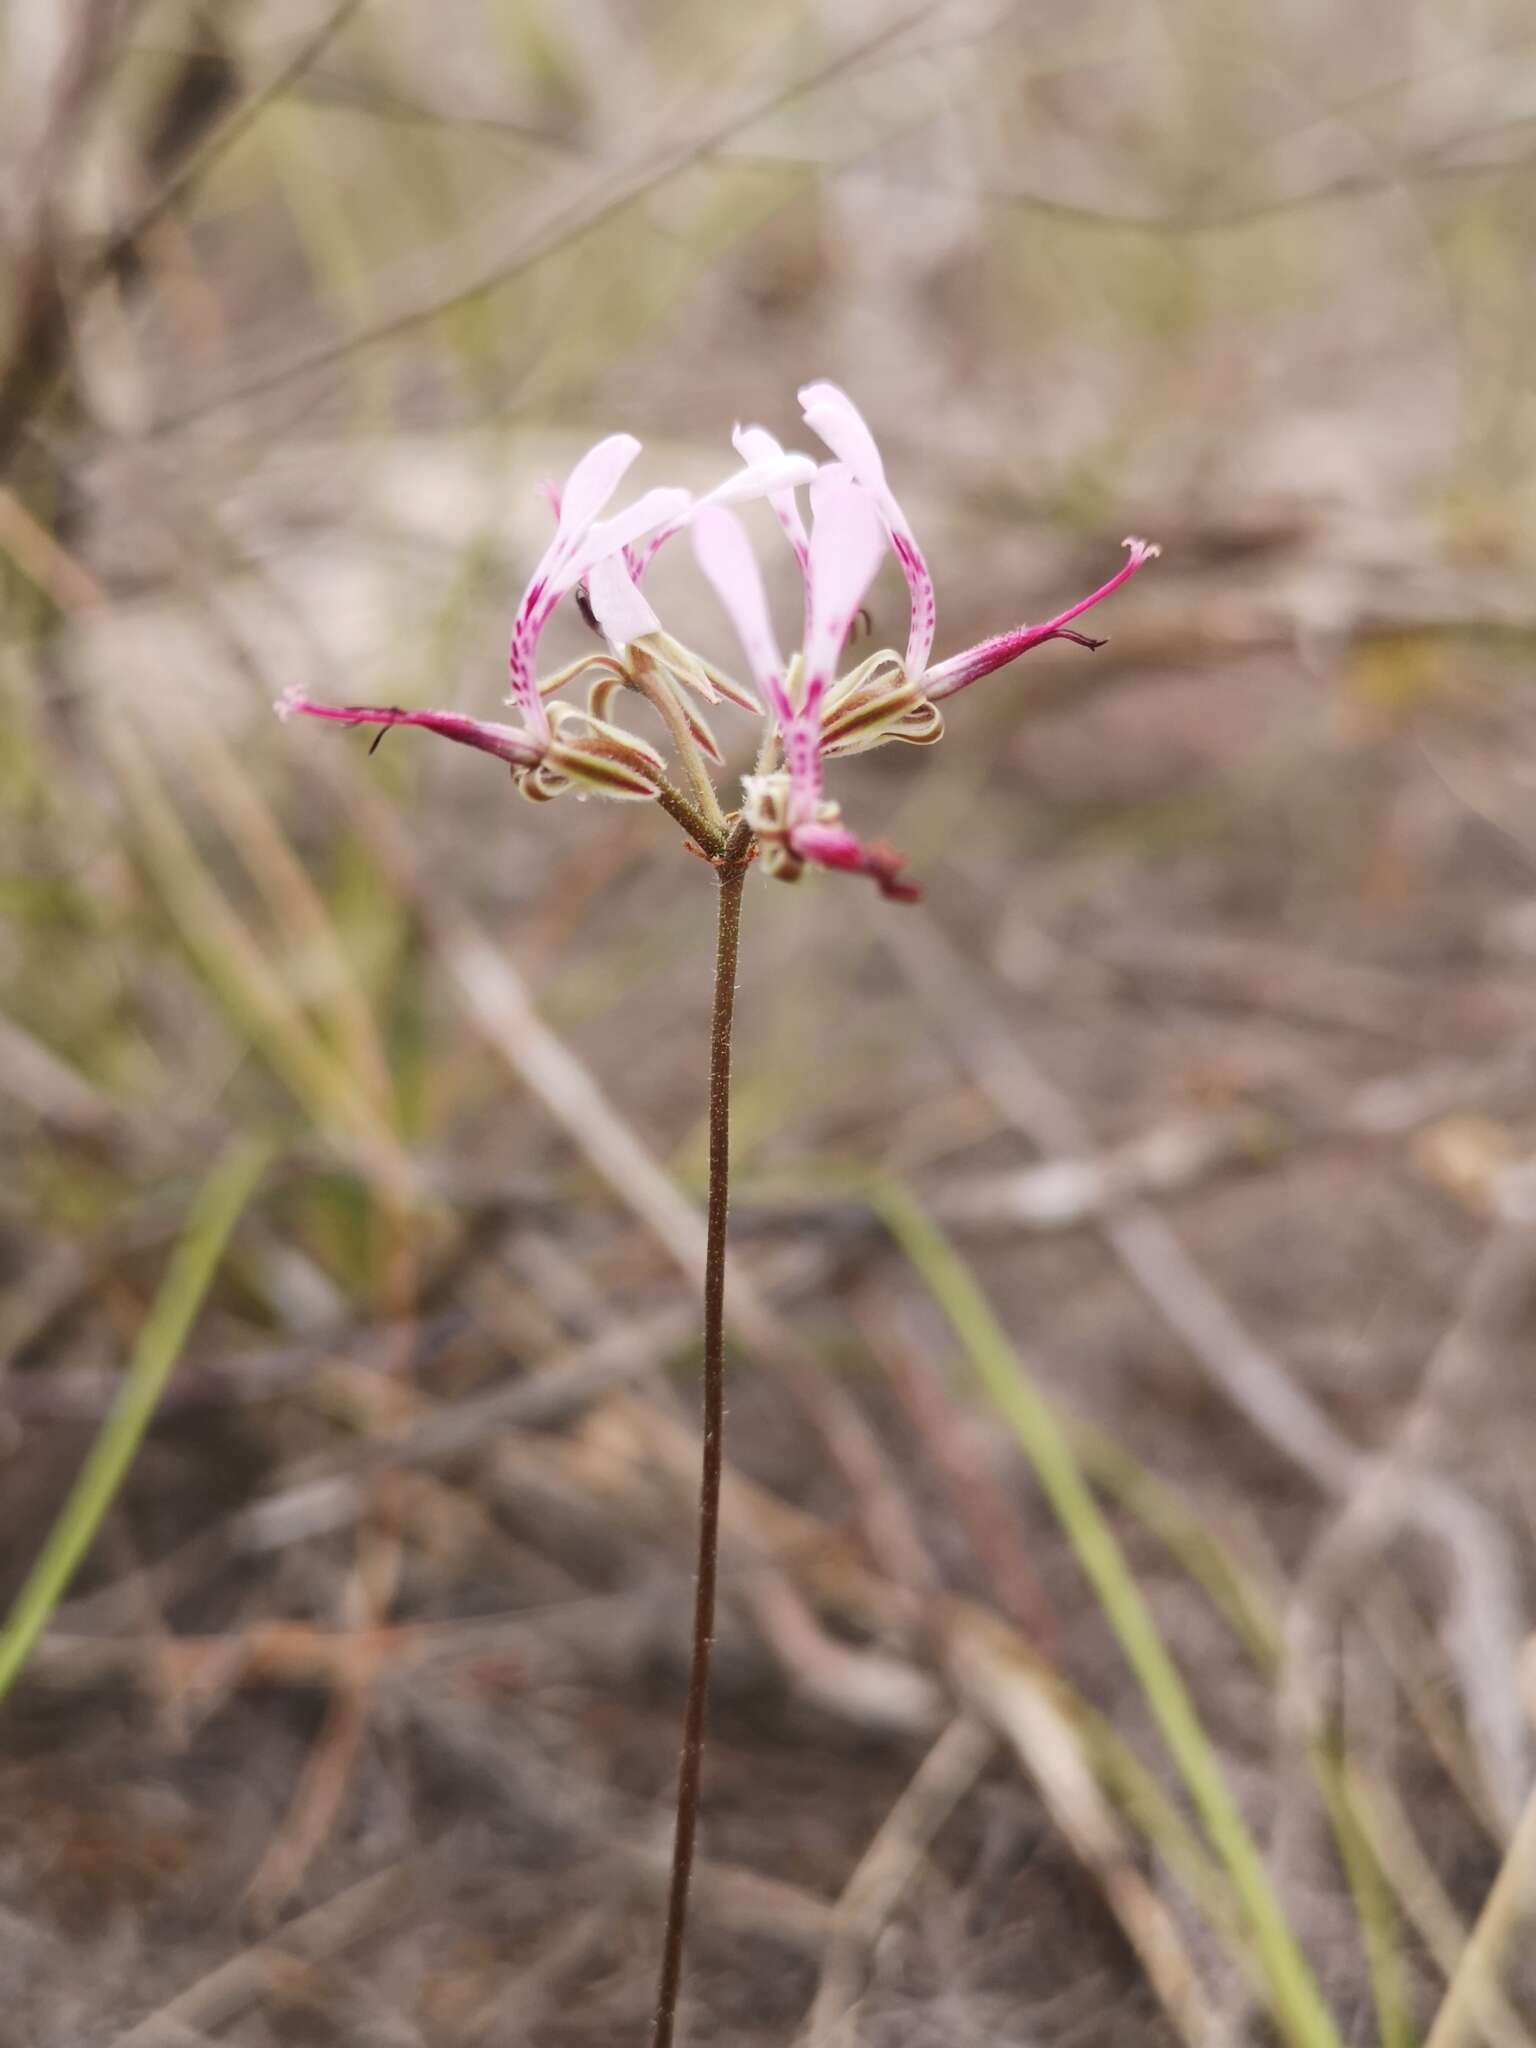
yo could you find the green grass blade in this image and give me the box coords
[1312,1741,1416,2048]
[0,1140,268,1705]
[869,1176,1345,2048]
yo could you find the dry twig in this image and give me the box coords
[798,1714,996,2044]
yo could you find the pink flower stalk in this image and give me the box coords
[920,535,1161,700]
[688,384,1157,899]
[273,689,543,768]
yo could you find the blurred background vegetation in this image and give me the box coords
[3,2,1536,2043]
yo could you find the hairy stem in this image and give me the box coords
[650,818,751,2048]
[652,775,726,859]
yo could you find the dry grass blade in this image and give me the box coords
[1350,1767,1536,2048]
[244,1678,373,1923]
[1425,1767,1536,2048]
[100,705,411,1188]
[109,1863,413,2048]
[946,1627,1216,2048]
[1286,1224,1536,1835]
[798,1714,996,2045]
[0,495,415,1201]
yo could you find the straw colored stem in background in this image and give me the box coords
[1425,1769,1536,2048]
[798,1713,996,2043]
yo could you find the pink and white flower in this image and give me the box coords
[278,431,691,796]
[693,465,919,901]
[796,380,1160,705]
[799,380,936,679]
[278,384,1158,904]
[689,382,1158,899]
[278,429,821,801]
[506,433,689,742]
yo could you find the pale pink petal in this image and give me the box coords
[803,467,888,703]
[797,381,887,487]
[733,423,792,470]
[568,486,693,584]
[691,505,785,707]
[706,448,817,511]
[922,537,1160,701]
[890,529,936,679]
[507,595,556,738]
[585,552,660,651]
[630,445,816,580]
[508,442,634,732]
[782,710,824,813]
[507,448,682,737]
[798,380,935,676]
[773,469,889,823]
[553,433,642,547]
[734,422,810,567]
[509,519,580,730]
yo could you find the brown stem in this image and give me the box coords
[650,818,751,2048]
[651,776,725,859]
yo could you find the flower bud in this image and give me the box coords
[544,703,668,801]
[821,657,946,758]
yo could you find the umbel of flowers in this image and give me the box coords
[279,383,1158,899]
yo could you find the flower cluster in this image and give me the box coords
[278,383,1158,900]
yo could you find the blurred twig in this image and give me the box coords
[798,1713,995,2044]
[151,0,945,429]
[121,0,368,249]
[0,1,364,472]
[0,0,141,467]
[110,1861,413,2048]
[1284,1224,1536,1840]
[1425,1777,1536,2048]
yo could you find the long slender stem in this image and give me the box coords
[650,821,751,2048]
